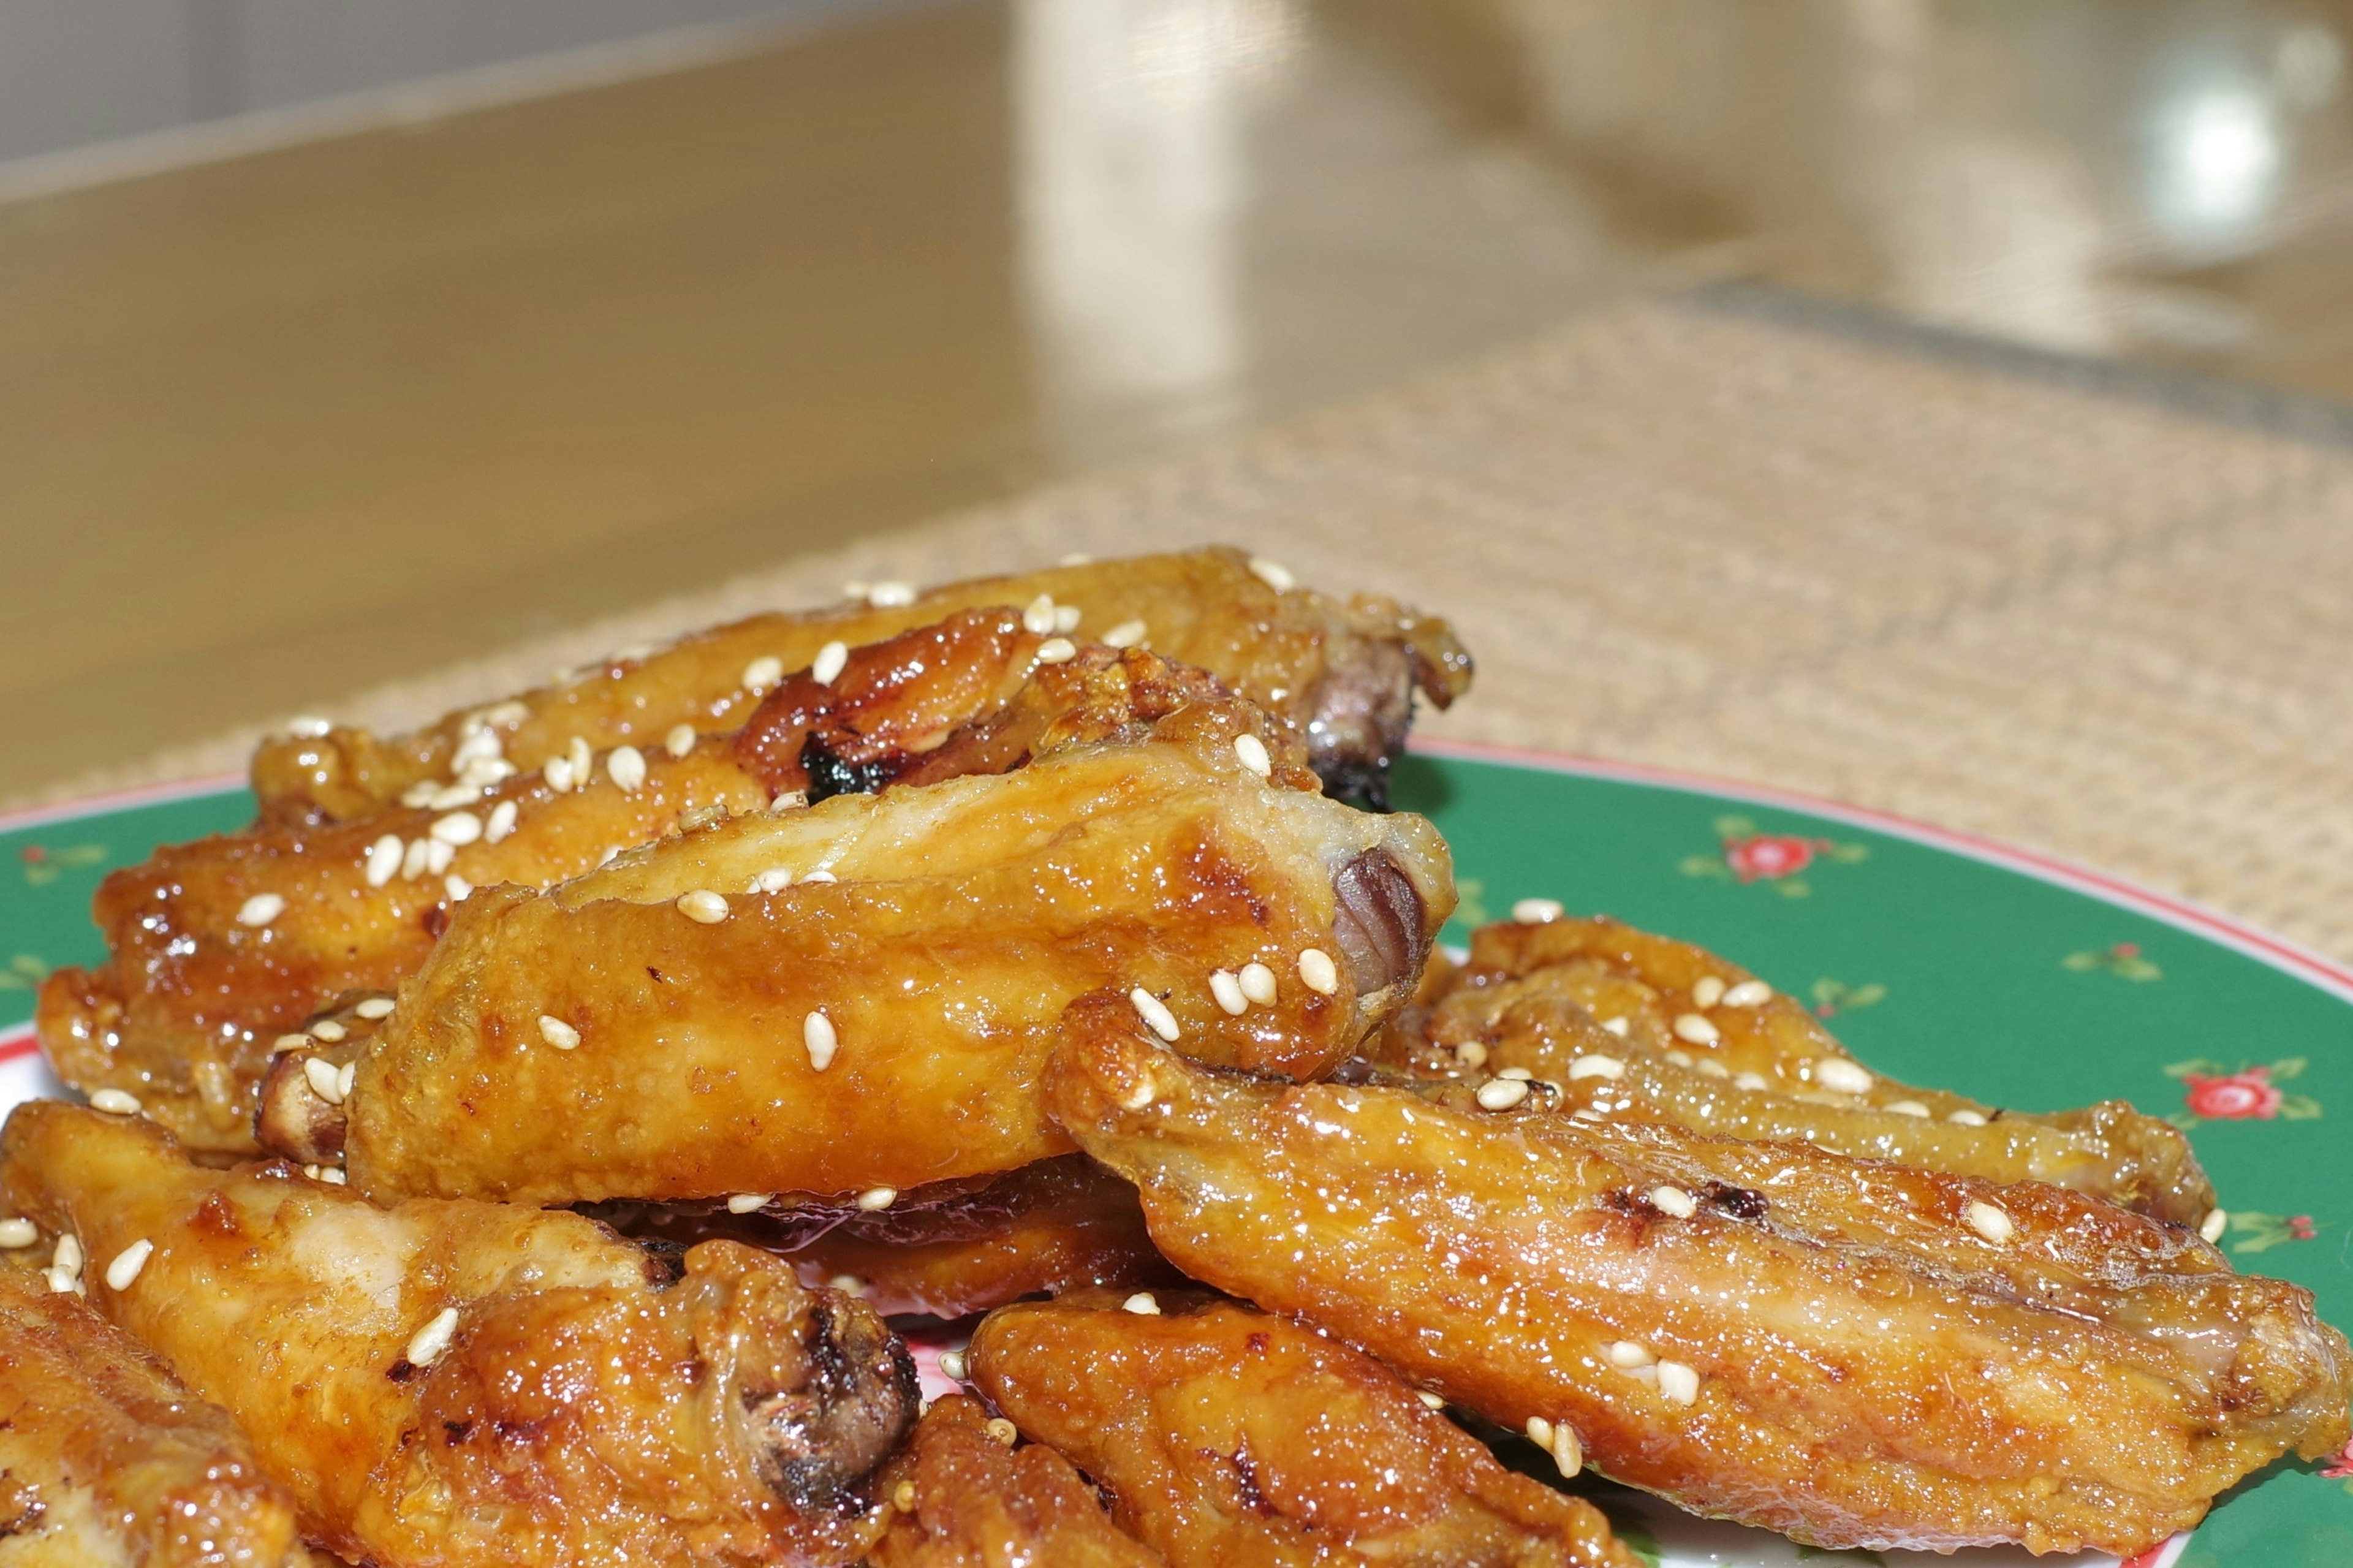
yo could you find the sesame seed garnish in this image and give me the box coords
[88,1088,142,1116]
[939,1349,969,1381]
[356,997,395,1020]
[0,1219,34,1248]
[1232,733,1272,778]
[399,838,432,881]
[743,656,784,693]
[1886,1099,1931,1118]
[428,781,482,811]
[1599,1017,1631,1037]
[484,801,518,844]
[1248,556,1297,592]
[303,1058,346,1105]
[1650,1184,1697,1218]
[804,1010,838,1070]
[1512,898,1564,924]
[406,1307,460,1369]
[104,1240,153,1292]
[1032,635,1077,664]
[539,1015,582,1050]
[676,889,730,925]
[1455,1040,1488,1069]
[770,790,809,812]
[1021,594,1058,635]
[751,868,794,893]
[568,736,592,778]
[726,1193,771,1214]
[1238,962,1278,1006]
[1209,969,1248,1015]
[811,641,849,685]
[833,1274,866,1294]
[1476,1078,1531,1111]
[2201,1208,2229,1244]
[1733,1072,1770,1091]
[484,700,529,728]
[423,839,456,876]
[309,1020,348,1043]
[1721,979,1773,1007]
[1814,1058,1874,1094]
[1122,1292,1161,1315]
[1297,948,1339,996]
[1497,1066,1534,1081]
[1606,1341,1654,1368]
[1672,1013,1720,1045]
[1129,988,1181,1042]
[365,835,403,887]
[544,755,577,793]
[401,781,442,808]
[801,869,838,884]
[1946,1108,1988,1126]
[275,1032,313,1051]
[1568,1053,1626,1081]
[1102,619,1147,648]
[1416,1390,1445,1409]
[1696,1058,1730,1079]
[1525,1414,1553,1448]
[868,580,917,607]
[288,715,333,738]
[1965,1200,2015,1244]
[1547,1421,1583,1478]
[856,1187,897,1211]
[1656,1360,1701,1406]
[605,746,648,793]
[336,1062,357,1102]
[893,1480,918,1513]
[1691,975,1726,1008]
[1053,603,1082,634]
[237,893,286,928]
[664,723,697,759]
[984,1417,1018,1447]
[1117,1072,1157,1111]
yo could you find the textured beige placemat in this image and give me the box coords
[69,287,2353,963]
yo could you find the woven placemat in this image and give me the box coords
[70,287,2353,963]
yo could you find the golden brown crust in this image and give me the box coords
[969,1290,1639,1568]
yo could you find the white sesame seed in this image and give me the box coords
[406,1307,460,1369]
[45,1267,77,1295]
[336,1061,356,1102]
[939,1349,969,1381]
[236,893,286,928]
[104,1239,153,1292]
[309,1020,347,1043]
[303,1057,346,1106]
[1497,1066,1534,1081]
[1118,1072,1157,1111]
[1021,594,1058,635]
[275,1032,313,1052]
[605,746,647,793]
[1035,637,1077,664]
[428,781,482,811]
[1965,1200,2015,1244]
[1946,1108,1989,1126]
[1548,1422,1583,1478]
[662,723,697,760]
[1813,1058,1874,1094]
[1297,948,1339,996]
[1053,603,1082,634]
[1650,1184,1697,1219]
[1691,976,1726,1009]
[568,735,592,778]
[423,838,455,876]
[1568,1054,1626,1081]
[857,1187,897,1211]
[542,755,576,793]
[1122,1292,1161,1316]
[1721,979,1773,1007]
[1672,1013,1720,1045]
[2201,1208,2229,1244]
[770,790,808,812]
[801,869,837,884]
[1524,1414,1553,1449]
[1696,1058,1730,1079]
[985,1417,1018,1447]
[726,1193,771,1214]
[1238,962,1278,1006]
[0,1219,36,1249]
[1476,1078,1531,1111]
[484,800,518,845]
[1102,619,1147,649]
[400,837,433,881]
[1248,556,1296,592]
[869,580,918,608]
[1232,733,1272,778]
[743,656,785,693]
[484,701,529,728]
[52,1235,81,1273]
[452,728,502,766]
[357,996,395,1020]
[750,868,794,895]
[363,833,402,887]
[1454,1040,1488,1069]
[401,780,442,808]
[1733,1072,1770,1091]
[1417,1390,1446,1409]
[288,715,333,738]
[1656,1360,1701,1406]
[1512,897,1564,925]
[1886,1099,1931,1118]
[1209,969,1248,1015]
[676,889,730,925]
[88,1088,142,1116]
[1607,1341,1654,1368]
[314,1165,347,1185]
[1599,1016,1631,1037]
[1129,988,1180,1042]
[804,1010,838,1070]
[811,641,849,685]
[539,1015,581,1050]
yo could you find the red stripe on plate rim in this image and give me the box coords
[0,770,244,836]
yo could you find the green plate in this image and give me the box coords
[4,744,2346,1568]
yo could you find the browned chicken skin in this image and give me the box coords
[0,1102,917,1567]
[0,1265,316,1567]
[1047,1000,2353,1557]
[969,1289,1639,1568]
[1365,916,2216,1224]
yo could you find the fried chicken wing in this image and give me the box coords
[968,1289,1639,1568]
[251,547,1471,824]
[1365,916,2214,1223]
[335,705,1452,1205]
[869,1394,1166,1567]
[1048,1001,2352,1557]
[0,1101,917,1567]
[0,1265,316,1567]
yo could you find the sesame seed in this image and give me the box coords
[275,1032,313,1051]
[832,1274,866,1294]
[1672,1013,1721,1046]
[356,997,395,1020]
[857,1187,897,1211]
[743,656,785,694]
[804,1010,838,1070]
[237,893,286,928]
[1053,603,1082,634]
[1548,1422,1583,1478]
[1568,1053,1626,1081]
[1454,1040,1488,1069]
[542,756,576,793]
[1721,979,1773,1007]
[1525,1415,1553,1449]
[1476,1078,1530,1111]
[400,837,433,881]
[314,1165,347,1185]
[401,781,442,808]
[1232,733,1272,778]
[484,800,519,846]
[1814,1059,1874,1094]
[1691,975,1726,1008]
[1102,619,1147,649]
[44,1267,77,1295]
[428,781,482,811]
[664,724,697,759]
[336,1061,357,1102]
[365,834,403,887]
[984,1417,1018,1447]
[770,790,809,812]
[1021,594,1058,635]
[567,736,592,778]
[939,1349,968,1381]
[1297,948,1339,996]
[1696,1058,1730,1079]
[1035,637,1077,664]
[1248,556,1297,592]
[1886,1099,1931,1118]
[892,1480,917,1513]
[801,869,837,884]
[2201,1208,2229,1244]
[452,728,502,766]
[1122,1292,1161,1315]
[1664,1050,1693,1067]
[1946,1108,1989,1126]
[676,889,730,925]
[1209,969,1248,1015]
[1733,1072,1769,1091]
[605,746,647,793]
[288,715,333,738]
[1599,1017,1631,1037]
[868,580,917,608]
[751,868,794,894]
[1607,1341,1654,1368]
[1650,1184,1697,1219]
[726,1193,770,1214]
[1512,897,1564,925]
[52,1235,81,1273]
[303,1057,345,1105]
[811,641,849,685]
[1416,1390,1445,1409]
[1497,1066,1534,1081]
[1238,962,1278,1006]
[1129,988,1181,1042]
[309,1020,347,1043]
[423,839,456,877]
[1656,1360,1701,1406]
[88,1088,142,1116]
[539,1015,582,1050]
[1118,1072,1158,1111]
[104,1240,153,1291]
[406,1307,460,1369]
[1965,1200,2015,1244]
[484,701,529,728]
[0,1219,35,1248]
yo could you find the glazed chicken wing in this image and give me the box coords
[1048,1000,2352,1557]
[968,1289,1639,1568]
[1365,916,2215,1223]
[0,1102,917,1567]
[252,547,1472,824]
[0,1265,316,1568]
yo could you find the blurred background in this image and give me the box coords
[9,0,2353,800]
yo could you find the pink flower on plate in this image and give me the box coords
[2323,1437,2353,1480]
[2180,1067,2283,1121]
[1723,833,1819,882]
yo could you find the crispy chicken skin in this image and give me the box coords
[334,703,1452,1206]
[1365,917,2215,1224]
[0,1102,917,1568]
[869,1395,1166,1568]
[1047,1002,2353,1556]
[252,548,1470,822]
[0,1267,313,1568]
[968,1290,1639,1568]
